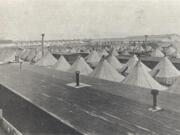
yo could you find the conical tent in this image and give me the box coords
[106,53,124,71]
[20,49,30,60]
[129,60,151,73]
[19,49,26,58]
[99,49,109,57]
[128,46,135,52]
[135,46,144,53]
[0,48,7,61]
[169,78,180,94]
[22,49,32,60]
[68,56,93,75]
[120,55,151,74]
[122,61,167,91]
[0,48,15,62]
[145,46,152,52]
[165,46,177,56]
[25,49,36,62]
[3,51,16,62]
[23,49,32,61]
[0,48,16,62]
[119,47,124,53]
[111,48,119,56]
[89,58,124,82]
[33,48,49,62]
[14,48,22,58]
[83,49,90,54]
[139,46,145,52]
[151,56,180,85]
[53,55,71,71]
[35,51,57,67]
[119,55,138,74]
[151,48,164,57]
[121,50,129,55]
[176,52,180,58]
[86,50,101,67]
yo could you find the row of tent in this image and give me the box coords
[0,48,22,64]
[17,44,180,67]
[32,49,180,91]
[0,46,179,89]
[121,44,180,58]
[87,43,180,58]
[19,47,50,63]
[18,47,118,63]
[0,47,179,92]
[0,46,166,66]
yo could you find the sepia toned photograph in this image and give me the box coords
[0,0,180,134]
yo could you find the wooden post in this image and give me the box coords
[76,71,80,86]
[41,33,45,57]
[19,61,22,72]
[151,89,159,110]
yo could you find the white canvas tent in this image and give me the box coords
[35,51,57,67]
[21,49,31,60]
[3,51,16,62]
[53,55,71,71]
[145,45,152,52]
[0,48,16,62]
[106,53,124,71]
[169,77,180,94]
[120,55,138,74]
[99,49,109,57]
[165,45,177,56]
[128,46,135,53]
[135,46,144,53]
[120,55,151,74]
[86,50,101,67]
[121,50,129,56]
[151,56,180,85]
[174,51,180,58]
[122,60,167,91]
[111,48,119,56]
[89,57,124,82]
[33,48,49,62]
[68,55,93,75]
[25,49,36,62]
[151,48,164,57]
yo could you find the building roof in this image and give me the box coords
[0,63,180,135]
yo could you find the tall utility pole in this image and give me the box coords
[145,35,148,44]
[41,33,45,57]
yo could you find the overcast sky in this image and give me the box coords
[0,0,180,40]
